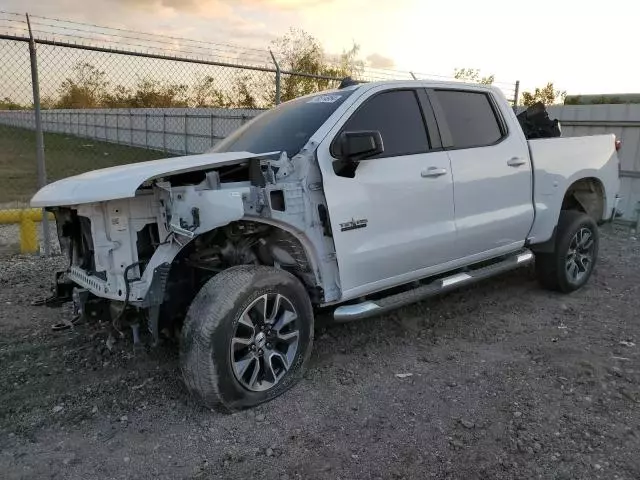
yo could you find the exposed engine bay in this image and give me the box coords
[45,149,340,343]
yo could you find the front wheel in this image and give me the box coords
[535,210,599,293]
[180,266,314,411]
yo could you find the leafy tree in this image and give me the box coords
[55,62,109,108]
[192,75,214,107]
[232,74,259,109]
[521,82,566,106]
[331,43,365,78]
[125,79,189,108]
[454,68,494,85]
[272,28,365,103]
[0,97,25,110]
[40,96,57,110]
[46,30,367,110]
[103,85,134,108]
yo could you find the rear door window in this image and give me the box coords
[433,90,505,149]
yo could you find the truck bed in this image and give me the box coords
[527,134,620,244]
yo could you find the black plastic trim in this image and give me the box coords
[416,88,443,150]
[527,227,557,253]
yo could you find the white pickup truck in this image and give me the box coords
[32,80,621,410]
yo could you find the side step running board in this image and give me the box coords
[333,250,534,322]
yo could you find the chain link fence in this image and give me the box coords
[0,35,43,254]
[0,11,520,255]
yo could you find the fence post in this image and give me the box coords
[26,14,51,257]
[210,113,214,149]
[145,113,149,148]
[126,110,131,147]
[513,80,520,109]
[184,112,188,154]
[269,49,281,106]
[162,113,167,153]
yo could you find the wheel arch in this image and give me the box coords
[170,217,324,292]
[239,217,325,289]
[529,175,606,253]
[561,176,606,222]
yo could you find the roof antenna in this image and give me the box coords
[339,76,359,89]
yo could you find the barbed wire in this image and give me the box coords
[0,10,518,95]
[28,13,272,56]
[26,29,274,67]
[27,20,273,64]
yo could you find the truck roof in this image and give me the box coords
[337,78,498,94]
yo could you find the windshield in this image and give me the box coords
[211,90,355,157]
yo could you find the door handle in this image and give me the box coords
[507,157,527,167]
[421,167,448,178]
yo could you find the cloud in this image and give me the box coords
[366,53,395,69]
[107,0,234,17]
[235,0,333,8]
[105,0,332,14]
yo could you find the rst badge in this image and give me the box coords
[339,218,368,232]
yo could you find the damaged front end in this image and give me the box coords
[33,147,337,344]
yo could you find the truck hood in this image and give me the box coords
[31,151,276,207]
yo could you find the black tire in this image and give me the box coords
[535,210,599,293]
[180,266,314,411]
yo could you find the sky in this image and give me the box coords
[2,0,639,96]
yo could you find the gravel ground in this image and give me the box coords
[1,224,639,480]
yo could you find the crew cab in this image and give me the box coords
[31,80,621,410]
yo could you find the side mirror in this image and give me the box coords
[338,130,384,161]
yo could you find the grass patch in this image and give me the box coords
[0,125,170,205]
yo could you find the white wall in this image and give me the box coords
[0,107,263,155]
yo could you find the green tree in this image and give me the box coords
[271,28,365,104]
[0,97,25,110]
[521,82,566,106]
[231,74,259,109]
[454,68,494,85]
[190,74,239,108]
[55,62,109,108]
[103,85,134,108]
[125,79,189,108]
[47,30,366,110]
[40,96,57,110]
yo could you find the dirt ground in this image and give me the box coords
[1,224,639,480]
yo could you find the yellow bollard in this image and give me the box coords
[0,208,54,254]
[20,212,38,253]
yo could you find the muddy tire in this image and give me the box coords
[535,210,599,293]
[180,266,314,411]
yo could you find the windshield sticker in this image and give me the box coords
[307,94,342,104]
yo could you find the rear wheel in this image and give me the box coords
[535,210,599,293]
[180,266,314,410]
